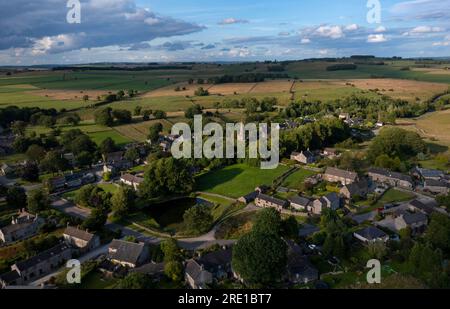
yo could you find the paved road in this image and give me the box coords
[51,197,236,250]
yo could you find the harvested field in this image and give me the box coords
[142,83,213,98]
[208,83,256,95]
[114,119,173,142]
[250,80,294,93]
[396,109,450,146]
[340,79,449,101]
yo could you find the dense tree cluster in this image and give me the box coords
[280,118,351,156]
[207,73,289,84]
[183,204,213,235]
[232,209,288,287]
[368,127,426,162]
[140,158,194,198]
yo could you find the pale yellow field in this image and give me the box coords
[412,68,450,75]
[142,83,210,98]
[250,80,294,93]
[396,109,450,146]
[339,79,449,101]
[208,83,256,95]
[143,79,295,98]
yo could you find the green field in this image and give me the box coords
[0,86,87,110]
[281,168,318,189]
[196,163,289,198]
[27,121,132,146]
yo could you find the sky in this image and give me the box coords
[0,0,449,65]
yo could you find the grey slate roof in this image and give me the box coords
[289,196,312,207]
[401,212,428,225]
[64,226,96,242]
[0,270,21,284]
[14,243,71,272]
[185,259,211,284]
[354,226,387,241]
[257,194,288,207]
[197,248,232,272]
[325,167,358,181]
[425,179,449,188]
[109,239,146,265]
[368,167,413,183]
[131,262,165,275]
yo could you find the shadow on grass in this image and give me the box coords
[427,142,449,154]
[195,167,244,192]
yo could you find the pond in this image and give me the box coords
[142,197,212,230]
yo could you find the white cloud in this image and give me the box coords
[432,41,450,46]
[228,47,251,57]
[315,25,344,39]
[375,26,386,33]
[301,38,311,44]
[218,18,249,25]
[0,0,204,53]
[410,26,444,33]
[319,49,329,55]
[345,24,359,31]
[367,34,387,43]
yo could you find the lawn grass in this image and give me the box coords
[356,188,415,214]
[376,189,415,207]
[195,163,290,198]
[79,271,119,289]
[281,168,317,189]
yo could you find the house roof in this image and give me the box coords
[121,173,144,184]
[368,167,413,183]
[289,196,312,207]
[287,241,318,276]
[0,270,21,284]
[197,248,232,271]
[185,260,211,284]
[64,226,96,242]
[240,191,259,201]
[342,180,368,196]
[354,226,387,241]
[418,168,444,179]
[131,262,165,275]
[425,179,449,188]
[106,151,124,163]
[14,243,71,272]
[408,200,436,215]
[109,239,146,265]
[256,194,288,207]
[0,221,35,234]
[325,167,358,181]
[324,192,340,203]
[400,212,428,225]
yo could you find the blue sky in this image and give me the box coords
[0,0,449,65]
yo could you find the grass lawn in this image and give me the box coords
[63,183,119,202]
[0,153,27,164]
[281,168,317,189]
[358,188,415,214]
[195,163,290,198]
[376,188,415,207]
[79,271,119,289]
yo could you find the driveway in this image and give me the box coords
[51,198,91,219]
